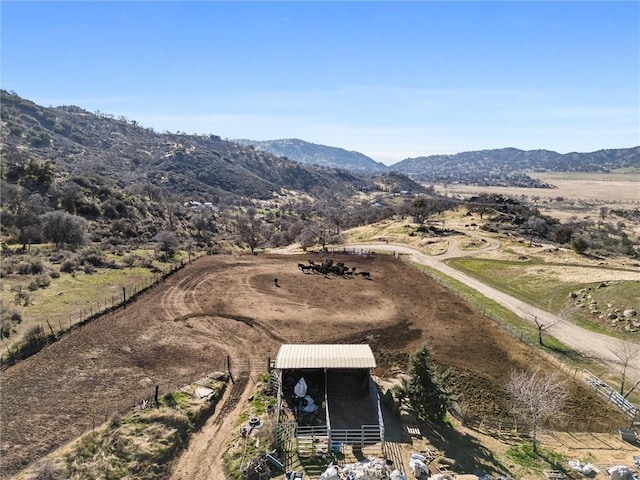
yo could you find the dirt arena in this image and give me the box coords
[0,253,629,477]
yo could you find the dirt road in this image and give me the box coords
[346,242,640,380]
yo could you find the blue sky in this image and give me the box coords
[2,1,638,165]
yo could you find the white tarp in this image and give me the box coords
[294,377,307,397]
[301,395,319,413]
[409,453,430,477]
[568,460,596,474]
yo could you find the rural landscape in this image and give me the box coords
[1,90,639,480]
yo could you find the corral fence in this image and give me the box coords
[77,364,228,437]
[2,260,189,370]
[583,369,639,419]
[71,353,273,441]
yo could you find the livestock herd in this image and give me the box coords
[297,259,371,279]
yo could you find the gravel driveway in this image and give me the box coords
[345,242,640,382]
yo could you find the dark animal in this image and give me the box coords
[360,271,371,279]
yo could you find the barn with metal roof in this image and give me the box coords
[273,344,384,457]
[274,344,376,370]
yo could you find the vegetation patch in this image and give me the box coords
[446,257,639,337]
[223,374,280,480]
[505,442,567,476]
[15,376,227,480]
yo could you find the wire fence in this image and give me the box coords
[2,260,188,369]
[335,246,640,430]
[73,354,272,439]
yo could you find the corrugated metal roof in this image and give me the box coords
[274,344,376,369]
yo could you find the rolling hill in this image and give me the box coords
[0,90,372,201]
[235,138,388,174]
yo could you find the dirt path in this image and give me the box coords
[345,241,640,380]
[171,374,253,480]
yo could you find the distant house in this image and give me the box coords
[273,344,384,456]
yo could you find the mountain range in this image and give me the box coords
[2,90,638,198]
[235,138,388,174]
[237,138,639,187]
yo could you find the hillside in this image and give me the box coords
[0,90,371,201]
[391,147,640,186]
[235,137,388,174]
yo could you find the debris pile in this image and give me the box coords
[607,465,635,480]
[319,457,406,480]
[568,460,597,475]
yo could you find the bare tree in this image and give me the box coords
[233,207,264,254]
[154,230,179,260]
[611,341,640,397]
[507,368,568,453]
[525,307,559,347]
[297,220,342,252]
[526,216,548,247]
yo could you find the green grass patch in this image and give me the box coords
[445,257,575,310]
[445,257,639,339]
[506,442,567,476]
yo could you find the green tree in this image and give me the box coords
[154,230,179,260]
[41,211,85,248]
[399,345,451,423]
[571,236,589,254]
[408,198,436,225]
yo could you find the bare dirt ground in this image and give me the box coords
[0,254,634,479]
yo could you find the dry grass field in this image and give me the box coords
[435,171,640,235]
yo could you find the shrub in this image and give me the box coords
[0,305,22,338]
[28,274,51,290]
[25,324,47,347]
[571,236,589,254]
[60,258,78,273]
[13,287,31,306]
[122,254,139,268]
[16,258,44,275]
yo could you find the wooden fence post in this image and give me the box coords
[122,287,126,309]
[227,355,234,384]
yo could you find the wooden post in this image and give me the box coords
[46,320,55,338]
[227,355,234,384]
[122,287,126,309]
[154,385,159,407]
